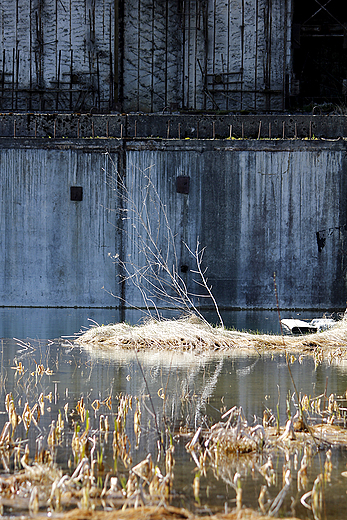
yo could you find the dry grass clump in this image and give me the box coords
[189,407,265,456]
[76,314,347,357]
[76,316,241,354]
[190,400,347,460]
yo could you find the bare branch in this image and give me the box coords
[105,154,223,328]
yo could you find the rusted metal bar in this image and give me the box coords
[12,48,15,110]
[151,0,155,112]
[264,0,272,112]
[282,0,287,110]
[56,49,61,111]
[109,5,114,109]
[70,50,73,111]
[109,50,113,109]
[15,49,19,110]
[114,0,119,103]
[257,121,262,139]
[97,53,100,110]
[164,0,168,108]
[15,0,19,110]
[1,50,5,108]
[255,0,258,111]
[240,0,245,109]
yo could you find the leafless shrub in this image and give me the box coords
[105,154,223,328]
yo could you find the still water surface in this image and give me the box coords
[0,308,346,518]
[0,307,334,338]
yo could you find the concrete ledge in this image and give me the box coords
[1,113,347,139]
[0,135,345,154]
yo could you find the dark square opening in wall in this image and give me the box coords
[70,186,83,201]
[176,176,190,194]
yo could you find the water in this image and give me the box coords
[0,308,346,517]
[0,307,336,339]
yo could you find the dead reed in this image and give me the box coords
[0,378,345,518]
[0,391,174,516]
[61,505,302,520]
[2,333,347,519]
[186,404,343,519]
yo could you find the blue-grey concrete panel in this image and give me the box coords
[122,141,347,310]
[0,148,118,306]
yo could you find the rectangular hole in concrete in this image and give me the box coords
[70,186,83,201]
[176,176,190,194]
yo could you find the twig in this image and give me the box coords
[105,154,223,327]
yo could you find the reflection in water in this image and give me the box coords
[0,336,346,516]
[0,308,347,517]
[0,307,336,340]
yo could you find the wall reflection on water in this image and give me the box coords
[0,306,337,339]
[0,308,347,516]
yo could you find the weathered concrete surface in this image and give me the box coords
[0,137,346,310]
[0,0,116,112]
[0,142,118,306]
[0,0,291,113]
[124,139,347,310]
[122,0,290,112]
[2,113,347,139]
[2,1,347,114]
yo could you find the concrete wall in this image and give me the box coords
[179,0,291,112]
[0,137,346,310]
[122,0,183,112]
[0,141,118,306]
[2,1,347,113]
[125,139,347,310]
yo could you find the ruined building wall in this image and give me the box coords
[122,0,183,112]
[0,0,292,113]
[0,0,116,112]
[1,1,346,113]
[123,0,292,112]
[178,0,292,113]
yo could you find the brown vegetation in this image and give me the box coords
[61,505,301,520]
[76,314,347,358]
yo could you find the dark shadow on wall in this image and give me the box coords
[291,0,347,110]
